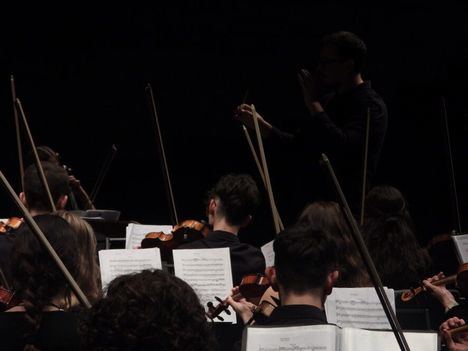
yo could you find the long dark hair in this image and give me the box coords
[363,186,432,289]
[297,201,371,287]
[11,214,81,349]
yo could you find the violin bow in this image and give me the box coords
[251,104,281,234]
[10,75,25,193]
[90,144,118,204]
[15,98,56,212]
[360,107,371,226]
[0,169,91,308]
[321,153,410,351]
[441,97,463,235]
[242,125,284,231]
[145,83,179,225]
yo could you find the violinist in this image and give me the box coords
[0,215,82,350]
[362,185,432,289]
[178,174,265,286]
[0,162,70,284]
[28,146,95,210]
[227,224,339,326]
[235,31,388,215]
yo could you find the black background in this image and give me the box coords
[0,2,467,247]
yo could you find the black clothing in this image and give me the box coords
[0,311,80,351]
[0,232,16,288]
[178,230,266,286]
[271,81,387,213]
[256,304,328,326]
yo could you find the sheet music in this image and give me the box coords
[325,287,395,330]
[243,325,338,351]
[341,327,438,351]
[98,248,162,289]
[452,234,468,263]
[125,223,172,249]
[173,248,236,323]
[261,240,275,267]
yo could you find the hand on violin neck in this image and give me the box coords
[441,317,468,351]
[226,287,256,325]
[423,272,457,311]
[234,104,272,137]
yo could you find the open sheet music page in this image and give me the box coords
[125,223,173,249]
[452,234,468,263]
[242,325,338,351]
[341,327,438,351]
[98,248,162,289]
[261,240,275,267]
[325,287,395,329]
[173,248,236,323]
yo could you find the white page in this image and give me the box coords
[173,248,236,323]
[125,223,173,249]
[452,234,468,263]
[243,324,338,351]
[99,248,162,289]
[325,287,395,330]
[342,327,438,351]
[261,240,275,267]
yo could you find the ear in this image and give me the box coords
[57,195,68,210]
[208,198,216,215]
[19,192,27,207]
[266,266,279,292]
[324,270,339,296]
[240,214,252,228]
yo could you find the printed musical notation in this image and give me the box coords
[173,248,236,323]
[325,288,395,329]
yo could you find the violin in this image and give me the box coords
[141,220,210,261]
[0,287,18,311]
[0,217,23,234]
[401,263,468,302]
[206,273,272,321]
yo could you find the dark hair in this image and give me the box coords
[23,162,69,212]
[274,224,338,293]
[79,270,216,351]
[321,31,367,73]
[297,202,370,287]
[208,174,260,226]
[363,186,432,289]
[11,215,81,347]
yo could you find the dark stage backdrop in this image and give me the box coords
[0,3,467,247]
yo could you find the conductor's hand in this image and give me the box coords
[298,69,322,111]
[234,104,272,137]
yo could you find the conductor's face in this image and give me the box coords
[317,45,354,88]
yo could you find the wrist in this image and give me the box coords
[307,101,324,115]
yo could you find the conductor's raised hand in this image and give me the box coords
[234,104,272,137]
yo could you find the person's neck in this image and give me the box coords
[279,288,325,310]
[338,74,364,94]
[29,209,50,217]
[212,218,239,235]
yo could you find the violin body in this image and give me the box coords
[141,220,209,262]
[0,217,23,234]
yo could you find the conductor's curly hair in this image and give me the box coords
[79,270,217,351]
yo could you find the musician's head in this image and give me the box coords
[20,162,69,215]
[365,185,409,220]
[80,270,216,351]
[207,174,260,230]
[56,210,101,303]
[11,215,81,347]
[297,201,370,287]
[269,224,339,305]
[318,31,367,87]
